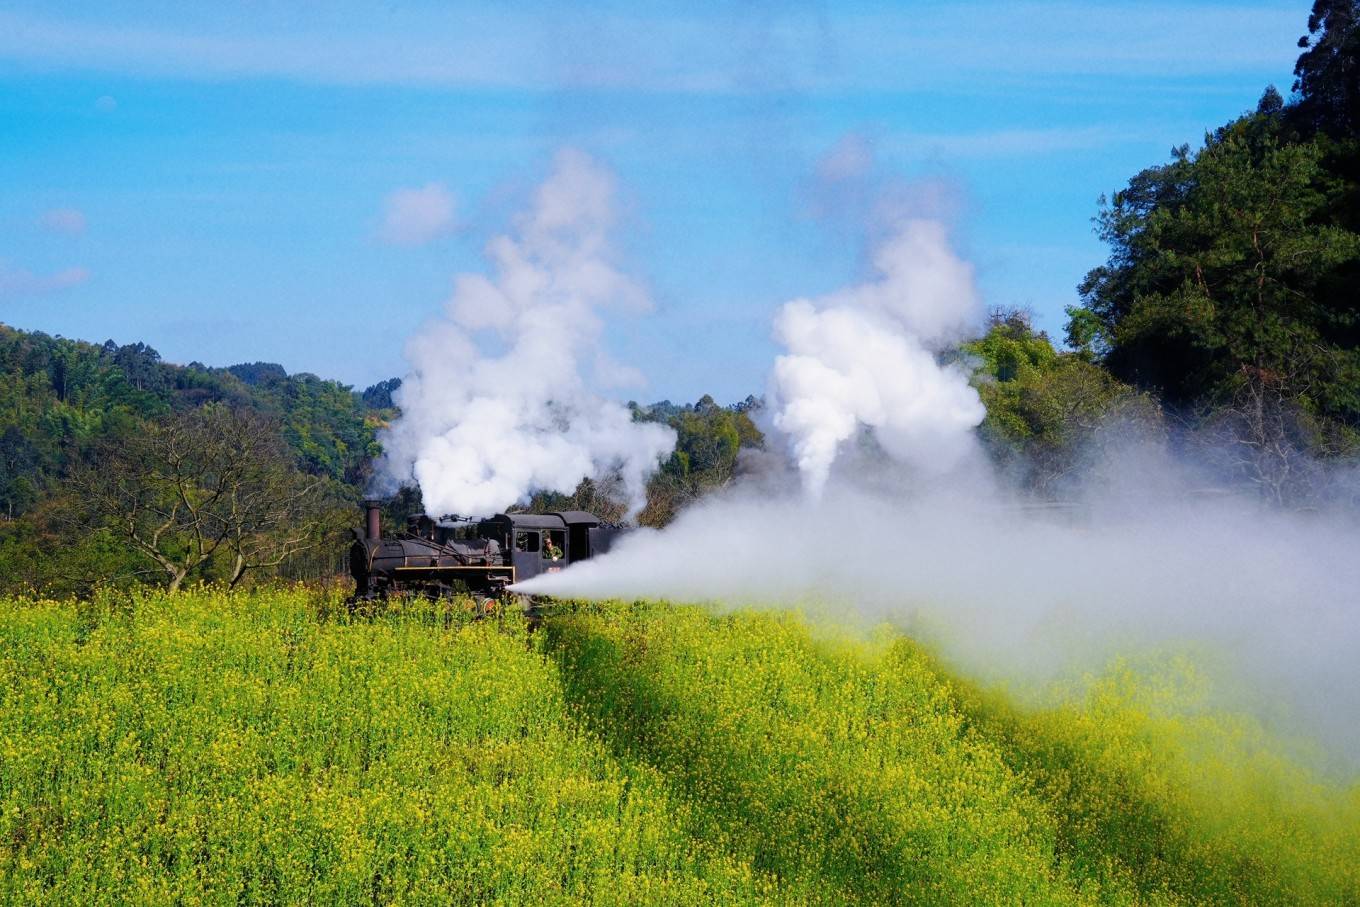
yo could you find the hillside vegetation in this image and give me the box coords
[2,589,1356,905]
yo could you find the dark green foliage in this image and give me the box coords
[1292,0,1360,137]
[0,327,164,519]
[0,323,379,512]
[274,372,380,485]
[1066,12,1360,492]
[1074,118,1359,411]
[1258,84,1286,117]
[0,516,148,598]
[227,361,289,386]
[361,377,402,410]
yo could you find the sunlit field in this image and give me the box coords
[2,589,1357,904]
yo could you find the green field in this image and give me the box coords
[1,590,1357,905]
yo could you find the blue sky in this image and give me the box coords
[0,2,1305,402]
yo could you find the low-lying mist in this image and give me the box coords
[519,434,1360,763]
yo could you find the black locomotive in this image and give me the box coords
[349,500,617,604]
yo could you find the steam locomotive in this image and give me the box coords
[349,500,617,605]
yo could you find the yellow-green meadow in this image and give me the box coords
[2,589,1356,904]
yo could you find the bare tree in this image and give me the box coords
[1195,365,1323,507]
[71,405,340,591]
[220,466,347,588]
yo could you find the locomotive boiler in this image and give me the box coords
[349,500,617,605]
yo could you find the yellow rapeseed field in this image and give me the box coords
[1,589,1356,904]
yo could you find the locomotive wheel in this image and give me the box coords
[460,594,500,619]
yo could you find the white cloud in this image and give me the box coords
[38,207,87,235]
[94,94,117,112]
[378,182,456,246]
[0,262,90,299]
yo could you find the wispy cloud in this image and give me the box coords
[378,183,457,246]
[38,207,87,235]
[890,126,1131,159]
[0,10,531,89]
[0,4,1302,93]
[0,261,90,299]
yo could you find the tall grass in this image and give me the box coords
[2,589,1357,904]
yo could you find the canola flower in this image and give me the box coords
[0,588,1356,904]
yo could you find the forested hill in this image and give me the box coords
[0,324,395,592]
[0,324,389,518]
[0,323,767,595]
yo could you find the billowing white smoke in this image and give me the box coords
[378,150,675,516]
[769,220,986,496]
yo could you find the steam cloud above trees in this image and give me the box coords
[769,220,986,495]
[377,150,675,517]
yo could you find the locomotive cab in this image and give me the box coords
[476,511,606,584]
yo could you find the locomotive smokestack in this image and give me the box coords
[363,500,381,540]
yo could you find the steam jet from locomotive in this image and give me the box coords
[349,500,618,604]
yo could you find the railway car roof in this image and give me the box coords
[494,513,568,529]
[477,511,602,529]
[551,511,601,526]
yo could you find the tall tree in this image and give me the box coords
[1292,0,1360,137]
[1071,117,1360,437]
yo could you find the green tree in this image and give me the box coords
[1069,108,1360,485]
[1079,125,1356,400]
[638,396,763,526]
[1066,4,1360,502]
[967,312,1158,494]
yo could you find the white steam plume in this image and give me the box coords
[770,220,986,496]
[378,150,675,517]
[518,476,1360,760]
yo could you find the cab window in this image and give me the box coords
[514,530,539,553]
[542,530,566,561]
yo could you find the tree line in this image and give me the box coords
[1,0,1355,595]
